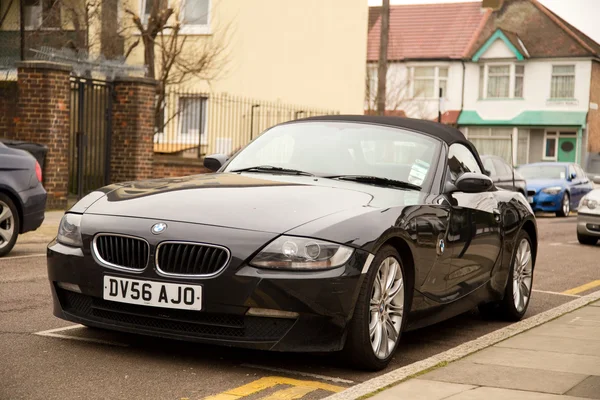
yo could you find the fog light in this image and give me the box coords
[246,308,299,319]
[57,282,82,293]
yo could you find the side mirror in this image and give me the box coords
[203,154,228,172]
[447,172,494,193]
[569,172,577,180]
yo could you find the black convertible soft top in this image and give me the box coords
[296,114,484,168]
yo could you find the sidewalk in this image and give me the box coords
[371,301,600,400]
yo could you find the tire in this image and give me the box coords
[0,193,20,257]
[556,192,570,217]
[343,245,410,371]
[479,230,533,321]
[577,233,598,246]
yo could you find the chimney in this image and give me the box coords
[482,0,504,10]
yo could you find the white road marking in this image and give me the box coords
[1,253,46,260]
[241,364,355,385]
[34,324,128,347]
[532,289,581,298]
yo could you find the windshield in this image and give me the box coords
[517,165,566,180]
[223,121,441,188]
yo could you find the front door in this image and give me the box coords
[558,137,577,162]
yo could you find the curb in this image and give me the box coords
[323,289,600,400]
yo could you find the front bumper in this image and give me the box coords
[577,212,600,237]
[47,215,370,352]
[528,190,563,213]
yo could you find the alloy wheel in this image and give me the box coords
[563,195,570,216]
[369,256,404,359]
[513,238,533,313]
[0,200,15,250]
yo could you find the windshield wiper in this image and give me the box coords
[230,165,315,176]
[325,175,422,191]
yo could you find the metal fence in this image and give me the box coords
[154,90,339,158]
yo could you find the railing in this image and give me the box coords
[154,90,339,158]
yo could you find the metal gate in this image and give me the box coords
[69,78,113,199]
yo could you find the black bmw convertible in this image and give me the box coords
[47,116,537,370]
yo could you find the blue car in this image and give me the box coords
[517,162,594,217]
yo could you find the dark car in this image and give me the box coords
[517,162,594,217]
[47,116,537,371]
[481,155,527,196]
[0,142,47,256]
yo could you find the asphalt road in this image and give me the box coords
[1,213,599,400]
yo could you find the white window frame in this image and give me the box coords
[479,63,525,99]
[549,64,576,100]
[23,0,61,31]
[180,0,211,35]
[409,65,449,100]
[176,95,209,145]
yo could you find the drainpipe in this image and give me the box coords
[460,60,466,114]
[577,126,583,165]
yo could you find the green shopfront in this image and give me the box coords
[458,111,588,167]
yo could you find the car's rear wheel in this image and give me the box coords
[0,194,19,257]
[479,230,533,321]
[344,245,409,371]
[577,233,598,245]
[556,193,570,217]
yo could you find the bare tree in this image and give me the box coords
[376,0,390,115]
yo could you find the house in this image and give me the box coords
[367,0,600,168]
[366,2,489,124]
[459,0,600,167]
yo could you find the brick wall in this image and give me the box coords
[16,62,71,209]
[110,77,157,183]
[588,60,600,153]
[153,155,211,178]
[0,81,18,139]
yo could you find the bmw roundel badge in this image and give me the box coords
[151,222,167,235]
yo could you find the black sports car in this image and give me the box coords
[0,141,47,257]
[47,116,537,370]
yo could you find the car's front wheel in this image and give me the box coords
[0,193,19,257]
[577,233,598,245]
[556,192,570,217]
[344,245,409,371]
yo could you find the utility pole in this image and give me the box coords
[376,0,390,116]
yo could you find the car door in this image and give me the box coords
[444,144,503,300]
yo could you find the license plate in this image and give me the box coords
[103,276,202,310]
[527,196,534,203]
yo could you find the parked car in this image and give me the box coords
[481,155,527,196]
[0,142,47,256]
[584,153,600,186]
[48,116,537,371]
[577,188,600,245]
[517,162,594,217]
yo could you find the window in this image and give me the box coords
[482,157,497,177]
[544,132,557,159]
[180,0,210,33]
[23,0,60,30]
[411,66,448,98]
[550,65,575,99]
[178,96,207,144]
[479,64,525,99]
[466,127,512,164]
[447,144,482,183]
[517,129,529,165]
[493,158,512,176]
[487,65,510,98]
[141,0,156,25]
[568,164,577,179]
[514,65,524,98]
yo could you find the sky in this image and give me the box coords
[366,0,600,45]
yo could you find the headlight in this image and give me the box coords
[541,186,562,195]
[57,213,83,247]
[250,236,354,270]
[581,197,598,209]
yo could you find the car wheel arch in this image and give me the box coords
[521,219,537,267]
[373,236,415,298]
[0,187,23,234]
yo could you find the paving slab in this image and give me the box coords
[566,376,600,399]
[468,347,600,376]
[446,386,590,400]
[526,323,600,342]
[418,360,588,394]
[369,380,475,400]
[549,307,600,327]
[495,334,600,357]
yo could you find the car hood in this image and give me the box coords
[526,179,566,192]
[81,173,386,233]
